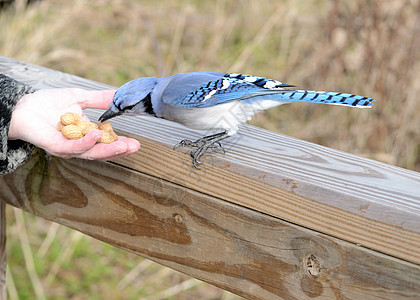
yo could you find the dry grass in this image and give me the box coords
[1,0,419,298]
[5,208,240,299]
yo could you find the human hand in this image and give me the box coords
[8,88,140,160]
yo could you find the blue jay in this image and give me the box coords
[99,72,375,168]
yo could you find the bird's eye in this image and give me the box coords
[123,104,136,111]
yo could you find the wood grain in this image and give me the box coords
[1,56,418,265]
[1,152,419,299]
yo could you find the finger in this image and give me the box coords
[86,137,140,160]
[66,130,103,154]
[112,138,141,159]
[78,141,130,160]
[76,90,116,110]
[115,136,141,153]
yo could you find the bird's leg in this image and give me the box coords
[174,131,228,151]
[174,132,226,150]
[174,131,229,169]
[191,132,229,169]
[208,141,225,153]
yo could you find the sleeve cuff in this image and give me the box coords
[0,74,36,175]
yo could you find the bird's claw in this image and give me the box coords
[174,139,205,150]
[173,132,229,169]
[209,142,225,153]
[174,139,192,150]
[175,139,225,153]
[192,152,203,169]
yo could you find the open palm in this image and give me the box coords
[8,88,140,160]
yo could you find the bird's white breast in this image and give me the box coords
[160,99,287,135]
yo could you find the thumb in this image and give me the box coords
[75,89,116,110]
[66,129,103,154]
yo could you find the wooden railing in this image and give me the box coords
[1,56,419,299]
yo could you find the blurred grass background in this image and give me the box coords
[1,0,419,299]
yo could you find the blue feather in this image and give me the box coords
[173,73,374,108]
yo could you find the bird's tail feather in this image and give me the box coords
[265,90,375,107]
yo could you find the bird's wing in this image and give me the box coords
[164,73,375,108]
[163,73,295,108]
[160,72,225,104]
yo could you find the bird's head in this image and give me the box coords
[99,77,158,122]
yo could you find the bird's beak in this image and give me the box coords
[98,108,122,122]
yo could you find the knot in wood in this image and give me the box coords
[174,214,184,224]
[306,254,320,277]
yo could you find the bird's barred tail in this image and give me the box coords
[283,90,375,107]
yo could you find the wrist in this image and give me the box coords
[8,93,29,140]
[0,75,35,141]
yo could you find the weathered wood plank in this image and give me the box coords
[1,152,420,299]
[1,56,419,265]
[0,201,5,300]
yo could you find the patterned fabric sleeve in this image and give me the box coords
[0,74,35,175]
